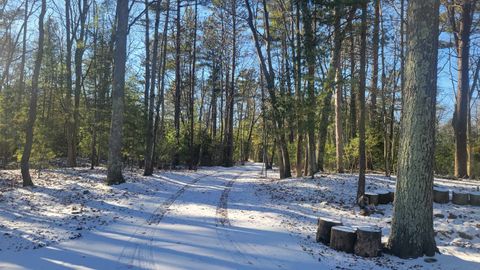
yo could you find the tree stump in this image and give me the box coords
[377,190,391,204]
[354,226,382,257]
[452,191,469,205]
[365,192,379,206]
[470,192,480,206]
[316,218,342,244]
[433,187,449,204]
[330,226,356,253]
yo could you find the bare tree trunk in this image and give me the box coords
[152,0,171,169]
[144,0,162,175]
[107,0,129,185]
[21,0,46,186]
[189,0,198,169]
[370,0,380,118]
[347,7,356,140]
[65,0,75,167]
[293,0,303,177]
[335,61,344,173]
[91,1,99,170]
[296,136,304,176]
[300,0,317,177]
[223,0,235,167]
[245,0,291,178]
[380,6,392,177]
[244,114,257,161]
[143,0,150,168]
[221,65,228,146]
[400,0,405,112]
[467,108,474,178]
[448,0,475,178]
[280,7,295,145]
[173,0,181,167]
[467,60,480,178]
[211,71,218,139]
[387,0,439,258]
[72,0,89,167]
[303,142,309,175]
[197,69,207,165]
[356,2,367,200]
[17,0,28,105]
[317,5,344,172]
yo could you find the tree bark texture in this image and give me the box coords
[107,0,129,185]
[387,0,439,258]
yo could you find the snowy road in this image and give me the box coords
[3,163,478,270]
[0,164,319,270]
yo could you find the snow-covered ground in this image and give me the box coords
[0,164,479,269]
[259,172,480,270]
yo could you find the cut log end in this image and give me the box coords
[377,190,392,204]
[452,191,469,205]
[365,192,379,206]
[354,226,382,257]
[330,226,356,253]
[316,218,342,244]
[470,192,480,206]
[433,187,449,204]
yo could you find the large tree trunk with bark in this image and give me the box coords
[107,0,129,185]
[387,0,439,258]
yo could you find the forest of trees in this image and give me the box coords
[2,0,474,177]
[0,0,478,259]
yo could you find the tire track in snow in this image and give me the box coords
[214,171,276,268]
[216,174,238,226]
[214,170,287,269]
[118,170,221,269]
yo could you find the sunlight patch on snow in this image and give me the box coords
[42,258,95,270]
